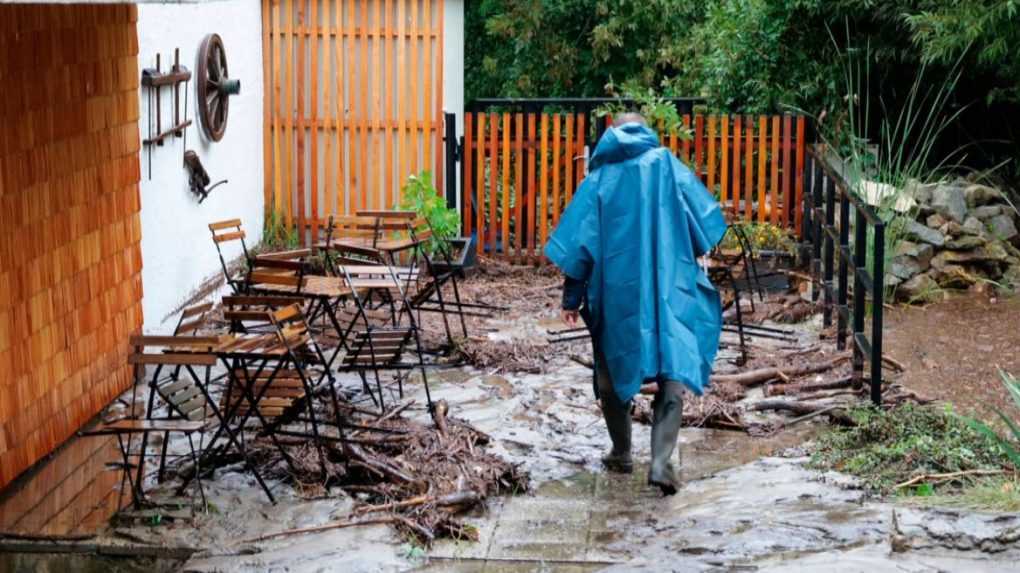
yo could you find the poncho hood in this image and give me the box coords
[589,122,660,170]
[544,123,727,402]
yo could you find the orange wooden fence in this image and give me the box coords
[263,0,445,243]
[463,112,807,263]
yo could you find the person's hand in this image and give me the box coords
[561,309,580,327]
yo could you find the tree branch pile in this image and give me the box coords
[250,400,529,544]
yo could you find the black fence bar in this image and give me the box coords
[444,112,458,210]
[808,144,885,405]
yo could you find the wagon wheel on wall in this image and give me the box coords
[197,33,240,142]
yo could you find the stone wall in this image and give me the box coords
[888,179,1020,301]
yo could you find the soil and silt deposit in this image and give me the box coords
[3,261,1019,573]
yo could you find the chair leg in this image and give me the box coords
[450,273,469,339]
[731,274,748,366]
[187,433,207,512]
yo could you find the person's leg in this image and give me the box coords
[648,380,684,495]
[596,353,633,473]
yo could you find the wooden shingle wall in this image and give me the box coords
[0,4,143,489]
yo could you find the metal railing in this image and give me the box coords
[805,145,885,405]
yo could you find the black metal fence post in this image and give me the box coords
[836,193,850,351]
[823,171,836,328]
[444,111,458,210]
[811,159,824,303]
[871,224,885,405]
[852,208,867,389]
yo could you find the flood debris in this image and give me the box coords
[242,399,529,544]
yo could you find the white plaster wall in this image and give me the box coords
[443,0,464,212]
[137,0,264,330]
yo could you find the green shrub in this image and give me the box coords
[811,404,1010,492]
[399,171,460,254]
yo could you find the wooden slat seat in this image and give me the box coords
[84,420,206,435]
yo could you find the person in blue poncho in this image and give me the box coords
[544,113,727,495]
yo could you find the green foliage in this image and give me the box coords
[810,404,1011,492]
[596,81,691,138]
[719,222,796,256]
[399,171,460,253]
[960,369,1020,469]
[263,209,300,250]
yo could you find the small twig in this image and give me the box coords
[241,516,398,543]
[893,469,1005,490]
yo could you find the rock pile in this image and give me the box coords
[886,179,1020,301]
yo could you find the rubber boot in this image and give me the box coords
[596,355,633,473]
[648,381,684,495]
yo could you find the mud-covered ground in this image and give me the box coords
[885,294,1020,423]
[7,267,1020,572]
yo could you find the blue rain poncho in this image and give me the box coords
[544,123,727,402]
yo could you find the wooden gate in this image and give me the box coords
[463,112,807,263]
[262,0,445,242]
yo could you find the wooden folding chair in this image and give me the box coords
[333,251,435,413]
[357,210,503,347]
[209,219,254,294]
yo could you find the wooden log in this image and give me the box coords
[354,490,481,515]
[432,399,449,436]
[712,354,850,387]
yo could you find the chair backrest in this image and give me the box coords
[130,335,220,421]
[209,219,251,291]
[173,302,214,336]
[221,294,305,331]
[247,257,307,294]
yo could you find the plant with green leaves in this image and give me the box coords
[399,171,460,254]
[597,81,692,139]
[810,403,1010,492]
[960,369,1020,470]
[262,209,300,251]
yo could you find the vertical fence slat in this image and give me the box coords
[296,0,307,233]
[782,114,792,229]
[383,0,394,206]
[474,112,484,254]
[770,116,780,225]
[372,0,383,208]
[434,0,445,191]
[694,115,704,182]
[272,0,283,217]
[744,114,753,221]
[463,112,473,236]
[564,114,573,215]
[284,0,294,226]
[500,112,510,257]
[407,0,419,177]
[707,116,716,193]
[396,0,406,200]
[358,0,370,210]
[263,0,273,211]
[668,124,677,157]
[682,114,691,164]
[487,112,498,254]
[721,115,730,209]
[795,115,806,236]
[309,0,320,239]
[526,112,537,264]
[422,0,432,187]
[335,0,346,215]
[757,115,766,223]
[539,114,549,262]
[551,114,561,228]
[514,112,523,263]
[322,2,333,231]
[733,116,742,215]
[574,112,585,192]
